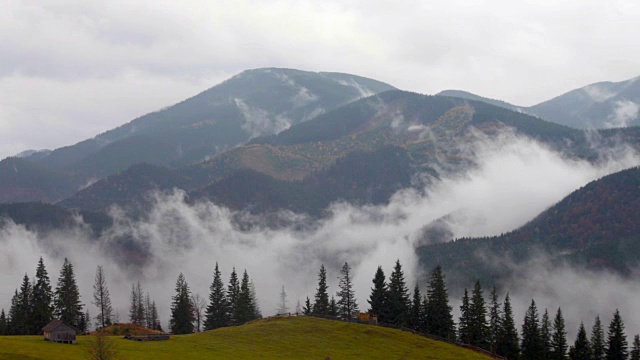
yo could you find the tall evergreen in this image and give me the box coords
[54,258,83,329]
[421,296,429,333]
[226,268,240,324]
[551,308,568,360]
[249,280,261,320]
[469,280,489,349]
[312,265,330,316]
[368,266,388,322]
[204,263,228,330]
[92,265,113,329]
[410,284,425,332]
[387,260,410,326]
[169,273,194,334]
[630,335,640,360]
[592,315,606,360]
[32,257,54,333]
[542,309,553,360]
[328,296,338,317]
[605,309,628,360]
[129,282,145,325]
[7,290,19,335]
[0,309,7,335]
[459,288,471,344]
[277,285,289,315]
[569,322,592,360]
[236,270,256,323]
[303,296,312,316]
[497,293,519,359]
[426,265,455,340]
[150,301,161,331]
[488,286,502,353]
[521,299,543,360]
[14,274,33,335]
[336,262,358,321]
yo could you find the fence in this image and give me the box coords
[265,312,507,360]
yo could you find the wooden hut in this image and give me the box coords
[357,312,378,325]
[42,319,78,344]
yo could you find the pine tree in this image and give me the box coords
[569,322,592,360]
[0,309,7,335]
[277,285,289,315]
[144,293,153,329]
[92,265,113,329]
[31,257,54,334]
[236,270,256,323]
[135,282,145,326]
[488,286,501,353]
[592,315,606,360]
[368,266,388,322]
[459,288,471,344]
[497,293,519,359]
[15,274,33,335]
[54,258,83,329]
[409,283,424,331]
[630,335,640,360]
[542,309,553,360]
[8,290,19,335]
[426,265,455,340]
[336,262,358,321]
[328,296,338,317]
[312,265,330,316]
[469,280,489,349]
[421,296,429,333]
[605,309,628,360]
[551,308,568,360]
[521,299,543,360]
[387,260,410,326]
[295,299,302,315]
[249,280,261,320]
[204,263,228,330]
[129,284,140,325]
[170,273,194,334]
[226,268,240,325]
[303,296,312,316]
[150,301,160,331]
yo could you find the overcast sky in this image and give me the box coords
[1,0,639,159]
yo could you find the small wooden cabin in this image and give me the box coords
[357,312,378,325]
[42,319,78,344]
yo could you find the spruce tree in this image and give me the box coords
[0,309,7,335]
[8,290,19,335]
[421,296,429,333]
[32,257,54,333]
[129,283,141,325]
[488,286,501,353]
[169,273,194,334]
[630,335,640,360]
[150,301,161,331]
[459,288,471,344]
[410,283,424,332]
[312,265,330,316]
[54,258,83,329]
[469,280,489,349]
[497,293,519,359]
[227,268,240,325]
[426,265,455,340]
[569,322,592,360]
[249,280,261,320]
[15,274,32,335]
[605,309,628,360]
[92,265,113,328]
[593,315,606,360]
[551,308,568,360]
[303,296,312,315]
[542,309,553,360]
[387,260,410,326]
[204,263,228,330]
[521,299,543,360]
[236,270,256,323]
[367,266,388,322]
[328,296,338,317]
[336,262,358,321]
[277,285,289,315]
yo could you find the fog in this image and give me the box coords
[1,130,639,336]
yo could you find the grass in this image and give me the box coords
[0,317,493,360]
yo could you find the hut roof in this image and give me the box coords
[42,319,79,332]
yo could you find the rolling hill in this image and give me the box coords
[1,68,395,204]
[0,316,493,360]
[417,166,640,286]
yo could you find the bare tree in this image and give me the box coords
[92,266,113,329]
[191,294,206,332]
[277,285,289,315]
[87,331,119,360]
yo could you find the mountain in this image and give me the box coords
[529,76,640,129]
[3,68,396,204]
[439,75,640,129]
[417,166,640,286]
[60,90,637,215]
[0,157,77,203]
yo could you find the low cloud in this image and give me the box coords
[606,100,640,128]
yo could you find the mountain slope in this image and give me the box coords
[436,90,524,112]
[417,166,640,285]
[3,68,395,204]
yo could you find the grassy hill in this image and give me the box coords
[0,317,492,360]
